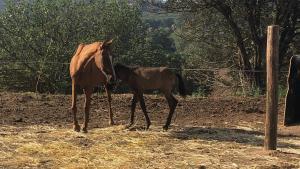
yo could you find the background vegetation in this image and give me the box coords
[0,0,299,95]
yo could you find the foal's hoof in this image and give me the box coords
[163,125,169,131]
[109,121,115,126]
[125,123,133,129]
[73,125,81,132]
[82,128,88,133]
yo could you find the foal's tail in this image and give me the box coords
[176,73,186,98]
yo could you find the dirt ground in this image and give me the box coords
[0,92,300,169]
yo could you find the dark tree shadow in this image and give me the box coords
[169,126,300,150]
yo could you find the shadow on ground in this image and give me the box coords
[169,126,300,149]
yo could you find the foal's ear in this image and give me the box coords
[103,39,113,47]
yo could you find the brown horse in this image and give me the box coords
[284,55,300,125]
[114,63,186,130]
[69,40,116,133]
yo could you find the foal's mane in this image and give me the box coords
[114,63,138,71]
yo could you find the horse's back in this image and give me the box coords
[70,42,102,79]
[133,67,176,90]
[134,67,173,79]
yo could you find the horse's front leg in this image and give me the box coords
[82,87,93,133]
[105,85,114,125]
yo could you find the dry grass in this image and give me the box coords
[1,124,300,169]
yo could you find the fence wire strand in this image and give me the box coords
[0,61,289,73]
[0,61,289,95]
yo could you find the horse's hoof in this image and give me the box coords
[73,125,81,132]
[82,128,88,133]
[109,121,115,126]
[163,125,169,131]
[125,123,133,129]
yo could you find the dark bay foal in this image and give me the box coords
[114,63,186,130]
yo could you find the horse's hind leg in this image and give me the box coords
[82,87,93,133]
[105,85,114,125]
[126,94,137,128]
[71,79,80,132]
[163,93,178,131]
[138,93,151,129]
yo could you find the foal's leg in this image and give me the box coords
[71,79,80,132]
[105,85,114,125]
[126,94,137,128]
[82,87,93,133]
[163,93,178,131]
[138,93,151,129]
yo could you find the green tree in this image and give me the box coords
[164,0,299,89]
[118,27,183,68]
[0,0,145,93]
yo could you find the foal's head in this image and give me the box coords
[100,39,116,84]
[114,63,132,82]
[290,55,300,80]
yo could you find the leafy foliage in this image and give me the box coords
[165,0,299,90]
[0,0,184,93]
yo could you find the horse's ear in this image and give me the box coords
[102,39,113,48]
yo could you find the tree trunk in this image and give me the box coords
[254,38,267,91]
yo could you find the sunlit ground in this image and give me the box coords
[1,124,300,169]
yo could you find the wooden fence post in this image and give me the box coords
[264,25,279,150]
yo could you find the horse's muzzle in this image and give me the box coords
[106,79,121,91]
[106,83,114,91]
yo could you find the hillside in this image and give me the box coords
[0,0,4,9]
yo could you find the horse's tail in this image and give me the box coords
[176,73,186,98]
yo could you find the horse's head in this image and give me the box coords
[100,39,116,85]
[289,55,300,84]
[294,55,300,74]
[114,63,131,82]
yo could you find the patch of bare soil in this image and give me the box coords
[0,92,299,168]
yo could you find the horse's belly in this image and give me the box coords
[138,79,161,90]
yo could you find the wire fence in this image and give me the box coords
[0,61,290,72]
[0,61,290,96]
